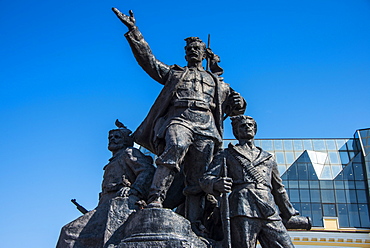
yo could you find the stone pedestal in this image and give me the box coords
[106,208,208,248]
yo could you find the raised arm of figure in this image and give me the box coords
[112,8,170,84]
[112,8,136,31]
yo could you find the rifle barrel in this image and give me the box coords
[71,199,88,214]
[221,157,231,248]
[206,34,211,71]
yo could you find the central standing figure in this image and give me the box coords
[113,8,246,230]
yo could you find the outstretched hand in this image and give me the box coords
[112,8,136,30]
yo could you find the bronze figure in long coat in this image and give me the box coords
[113,8,246,231]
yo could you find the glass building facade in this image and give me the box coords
[140,128,370,231]
[225,128,370,229]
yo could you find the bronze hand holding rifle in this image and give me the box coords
[213,177,233,193]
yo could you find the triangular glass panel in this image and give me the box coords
[306,150,318,163]
[331,165,342,179]
[306,150,328,164]
[320,164,333,179]
[316,151,328,164]
[282,151,319,180]
[307,163,319,180]
[312,163,324,178]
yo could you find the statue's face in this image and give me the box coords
[236,119,256,140]
[185,42,206,63]
[108,131,125,152]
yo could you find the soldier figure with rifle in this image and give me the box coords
[112,8,246,234]
[200,115,299,248]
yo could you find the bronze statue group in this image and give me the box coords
[57,8,310,248]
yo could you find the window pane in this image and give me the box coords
[297,163,308,180]
[345,190,357,203]
[356,190,367,204]
[289,180,299,188]
[323,204,336,216]
[313,140,327,151]
[359,204,370,227]
[320,181,334,189]
[292,202,300,212]
[339,151,350,165]
[337,140,347,151]
[346,139,356,151]
[335,190,346,203]
[310,180,320,189]
[286,152,295,164]
[299,180,309,189]
[353,163,364,180]
[326,140,337,150]
[299,152,310,162]
[329,152,340,164]
[289,189,300,202]
[283,140,293,151]
[308,165,318,180]
[281,172,288,180]
[287,165,298,180]
[355,181,366,190]
[310,189,321,203]
[336,170,344,180]
[281,179,289,188]
[278,165,287,176]
[293,140,303,150]
[311,203,323,227]
[300,189,310,202]
[334,180,345,189]
[347,180,356,190]
[274,140,283,150]
[360,130,369,137]
[321,165,333,179]
[303,140,313,150]
[337,204,350,227]
[321,190,335,203]
[343,180,355,190]
[331,165,342,178]
[349,152,356,160]
[348,204,361,227]
[342,164,354,180]
[352,154,362,163]
[295,152,302,159]
[301,203,311,217]
[261,140,273,151]
[315,151,328,165]
[275,152,285,164]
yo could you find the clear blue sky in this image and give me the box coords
[0,0,369,247]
